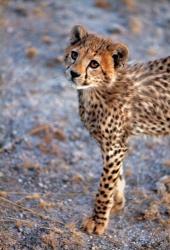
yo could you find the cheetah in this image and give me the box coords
[64,25,170,235]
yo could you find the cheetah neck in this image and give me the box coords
[78,56,170,108]
[78,72,134,107]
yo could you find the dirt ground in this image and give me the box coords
[0,0,170,249]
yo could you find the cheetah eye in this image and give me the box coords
[89,60,99,69]
[71,51,78,60]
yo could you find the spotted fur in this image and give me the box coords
[64,25,170,235]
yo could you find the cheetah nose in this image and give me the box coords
[70,70,80,79]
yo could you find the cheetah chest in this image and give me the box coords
[78,98,117,143]
[79,100,103,135]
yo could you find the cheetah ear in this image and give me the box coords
[70,25,88,45]
[112,43,128,68]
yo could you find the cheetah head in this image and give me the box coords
[64,25,128,90]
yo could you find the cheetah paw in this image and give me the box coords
[83,217,108,235]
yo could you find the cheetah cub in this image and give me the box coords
[64,25,170,235]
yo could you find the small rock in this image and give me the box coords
[0,171,4,177]
[71,174,84,183]
[107,25,126,34]
[38,182,44,188]
[156,182,166,195]
[12,7,28,17]
[26,47,38,59]
[6,26,14,33]
[45,57,63,67]
[129,16,142,35]
[32,7,45,17]
[53,128,66,141]
[163,160,170,168]
[0,191,8,197]
[0,73,4,86]
[42,35,53,45]
[62,176,69,183]
[147,48,157,57]
[156,175,170,194]
[123,0,137,11]
[125,166,133,177]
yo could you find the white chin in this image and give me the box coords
[72,85,92,90]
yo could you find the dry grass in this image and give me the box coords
[0,217,64,249]
[0,0,10,5]
[42,231,59,249]
[29,123,66,142]
[32,6,46,18]
[30,124,53,141]
[25,193,41,200]
[143,203,160,221]
[39,199,56,210]
[15,218,35,229]
[163,160,170,168]
[0,16,8,28]
[38,143,61,155]
[65,223,85,247]
[94,0,111,9]
[145,141,157,149]
[0,196,64,225]
[29,123,66,156]
[71,173,84,183]
[0,191,8,198]
[160,218,170,229]
[123,0,136,11]
[0,194,85,249]
[0,230,17,250]
[22,158,41,172]
[162,193,170,204]
[42,223,85,249]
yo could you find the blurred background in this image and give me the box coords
[0,0,170,249]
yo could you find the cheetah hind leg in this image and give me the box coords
[111,170,125,214]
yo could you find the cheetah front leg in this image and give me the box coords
[84,142,127,235]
